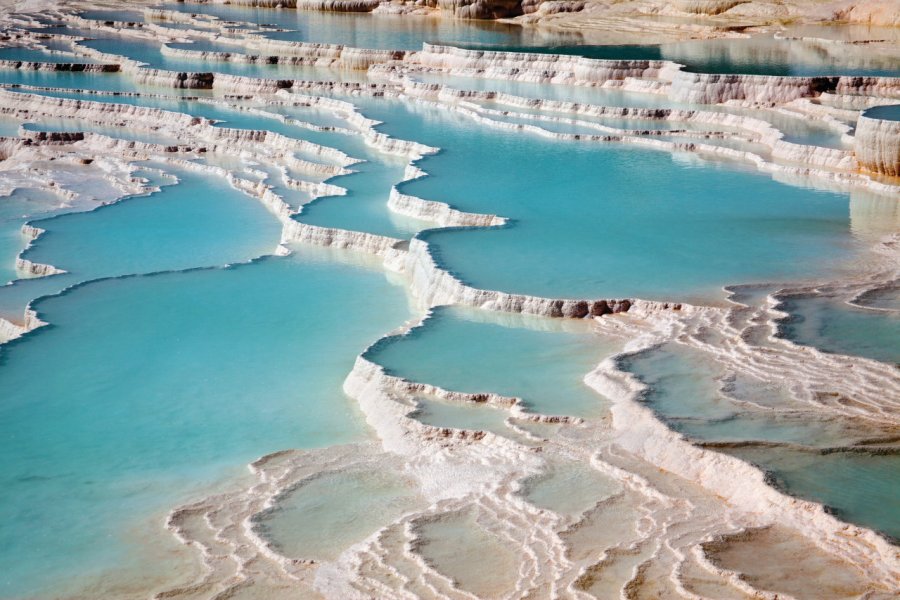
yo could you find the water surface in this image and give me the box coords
[0,248,410,597]
[777,295,900,364]
[368,306,618,418]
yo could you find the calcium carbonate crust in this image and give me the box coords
[0,6,898,599]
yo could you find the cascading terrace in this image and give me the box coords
[0,3,898,600]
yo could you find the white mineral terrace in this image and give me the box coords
[0,3,898,599]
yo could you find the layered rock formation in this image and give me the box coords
[856,105,900,176]
[0,6,898,600]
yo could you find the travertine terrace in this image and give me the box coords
[0,1,898,599]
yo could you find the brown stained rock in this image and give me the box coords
[614,299,632,313]
[549,299,565,318]
[174,72,215,89]
[570,300,590,318]
[590,300,611,316]
[32,131,85,143]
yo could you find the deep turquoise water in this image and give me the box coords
[0,68,135,92]
[0,248,410,597]
[0,166,279,324]
[299,158,430,237]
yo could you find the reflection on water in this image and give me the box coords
[454,32,900,77]
[157,2,570,50]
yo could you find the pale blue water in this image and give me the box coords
[411,394,512,435]
[254,468,422,561]
[361,100,862,301]
[777,295,900,364]
[0,248,410,597]
[0,188,63,284]
[0,115,22,136]
[0,166,278,322]
[20,166,280,283]
[367,306,620,418]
